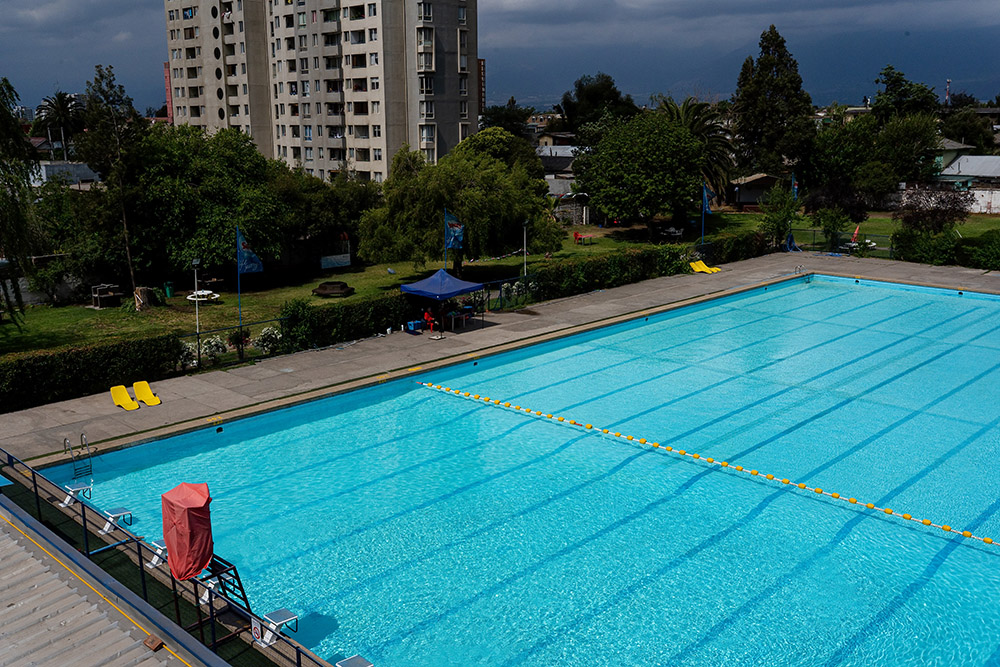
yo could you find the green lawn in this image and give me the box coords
[0,228,634,355]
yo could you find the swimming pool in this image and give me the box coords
[50,275,1000,665]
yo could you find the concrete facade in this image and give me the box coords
[163,0,478,181]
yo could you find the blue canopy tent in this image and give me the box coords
[401,269,484,337]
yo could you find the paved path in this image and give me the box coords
[4,253,998,464]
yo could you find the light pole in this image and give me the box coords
[192,258,201,366]
[522,219,528,277]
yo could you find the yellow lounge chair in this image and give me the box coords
[111,385,140,411]
[690,261,710,274]
[694,260,721,274]
[133,381,161,407]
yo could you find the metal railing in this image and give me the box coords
[481,275,537,312]
[789,228,895,259]
[0,448,330,667]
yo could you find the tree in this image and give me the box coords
[449,125,544,179]
[948,92,978,109]
[0,78,38,323]
[553,73,638,137]
[358,131,554,272]
[871,65,938,124]
[35,91,84,160]
[655,95,734,195]
[74,65,149,297]
[893,188,973,235]
[574,112,703,226]
[941,107,995,153]
[757,185,803,247]
[731,25,815,174]
[875,114,939,183]
[479,97,534,138]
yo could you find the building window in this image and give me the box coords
[460,123,470,140]
[373,172,383,183]
[367,3,376,16]
[370,52,379,66]
[417,2,433,21]
[168,10,177,21]
[422,148,435,163]
[373,148,382,160]
[300,57,309,73]
[304,125,312,140]
[459,55,468,72]
[417,27,433,48]
[419,75,434,95]
[368,28,377,41]
[459,75,468,95]
[458,6,466,24]
[303,80,310,96]
[459,30,468,48]
[323,9,337,22]
[371,101,379,113]
[372,124,381,137]
[305,147,313,161]
[419,124,435,144]
[419,100,434,119]
[182,6,197,19]
[297,12,307,26]
[417,52,433,71]
[370,77,379,90]
[291,125,300,138]
[459,100,468,119]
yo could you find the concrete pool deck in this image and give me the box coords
[4,252,1000,465]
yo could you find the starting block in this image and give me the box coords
[98,507,132,535]
[59,481,92,507]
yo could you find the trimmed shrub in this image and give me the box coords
[252,326,282,355]
[202,336,228,363]
[533,245,690,300]
[891,229,958,266]
[703,229,771,265]
[956,230,1000,271]
[279,292,415,352]
[0,334,182,413]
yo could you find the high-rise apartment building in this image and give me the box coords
[164,0,478,182]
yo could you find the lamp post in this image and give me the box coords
[192,258,201,366]
[522,219,529,277]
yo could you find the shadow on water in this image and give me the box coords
[293,611,340,650]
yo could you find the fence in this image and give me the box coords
[179,317,285,369]
[0,448,330,667]
[789,227,895,259]
[481,275,536,312]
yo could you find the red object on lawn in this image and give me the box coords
[851,224,860,243]
[161,482,214,581]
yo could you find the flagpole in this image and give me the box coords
[701,183,706,246]
[443,208,448,270]
[237,225,243,334]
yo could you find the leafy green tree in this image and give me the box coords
[655,95,734,195]
[574,112,703,227]
[893,188,973,235]
[811,207,850,250]
[948,92,978,109]
[757,185,802,247]
[941,107,995,153]
[450,125,544,179]
[35,91,84,160]
[871,65,938,125]
[875,114,939,183]
[480,97,534,138]
[74,65,149,296]
[731,25,815,174]
[358,133,554,273]
[553,72,639,137]
[0,78,38,323]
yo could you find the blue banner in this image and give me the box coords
[702,184,715,215]
[237,228,264,274]
[444,209,464,250]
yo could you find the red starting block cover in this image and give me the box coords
[161,482,214,580]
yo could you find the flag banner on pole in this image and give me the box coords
[702,184,715,215]
[444,210,464,250]
[237,228,264,274]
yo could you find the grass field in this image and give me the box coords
[4,211,997,356]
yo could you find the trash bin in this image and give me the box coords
[164,281,174,298]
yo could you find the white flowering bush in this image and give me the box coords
[178,341,198,369]
[252,326,282,355]
[202,336,228,363]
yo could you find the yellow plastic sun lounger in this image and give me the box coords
[111,385,140,411]
[133,380,161,407]
[690,261,711,274]
[694,260,721,274]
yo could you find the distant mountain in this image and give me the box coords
[483,26,1000,110]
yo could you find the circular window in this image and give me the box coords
[213,27,220,39]
[215,68,223,80]
[216,88,224,100]
[211,6,218,18]
[218,108,226,120]
[214,47,221,60]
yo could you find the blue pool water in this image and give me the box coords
[50,275,1000,665]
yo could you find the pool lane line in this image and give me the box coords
[418,381,998,548]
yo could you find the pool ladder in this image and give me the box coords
[63,433,93,480]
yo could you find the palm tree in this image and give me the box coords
[36,91,83,160]
[657,96,735,197]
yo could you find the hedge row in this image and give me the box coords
[702,229,772,265]
[0,334,182,414]
[533,245,691,300]
[893,228,1000,270]
[279,291,416,352]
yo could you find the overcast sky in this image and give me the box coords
[1,0,998,113]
